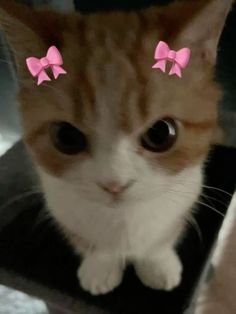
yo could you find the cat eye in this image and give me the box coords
[49,122,87,155]
[141,118,178,153]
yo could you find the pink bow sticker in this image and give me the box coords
[26,46,67,85]
[152,41,191,78]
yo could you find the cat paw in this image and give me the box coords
[78,254,123,295]
[135,250,182,291]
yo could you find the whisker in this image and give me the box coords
[167,186,226,218]
[164,194,203,244]
[174,179,233,199]
[171,188,228,207]
[196,200,225,218]
[200,193,227,207]
[186,213,203,243]
[202,185,233,198]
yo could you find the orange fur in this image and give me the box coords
[0,0,230,176]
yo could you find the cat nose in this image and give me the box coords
[98,180,134,196]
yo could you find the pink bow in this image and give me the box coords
[26,46,67,85]
[152,41,191,78]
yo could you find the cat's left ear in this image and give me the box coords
[0,0,63,80]
[177,0,234,64]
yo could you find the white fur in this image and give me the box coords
[38,129,202,294]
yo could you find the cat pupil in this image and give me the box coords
[59,124,79,145]
[141,118,177,152]
[50,122,87,155]
[150,122,170,145]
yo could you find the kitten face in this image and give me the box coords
[0,0,231,214]
[18,7,221,179]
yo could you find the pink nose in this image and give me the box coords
[101,181,124,195]
[98,181,133,196]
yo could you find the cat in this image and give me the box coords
[0,0,233,296]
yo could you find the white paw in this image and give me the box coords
[135,250,182,291]
[78,254,123,295]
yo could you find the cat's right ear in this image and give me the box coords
[0,0,62,80]
[0,1,46,65]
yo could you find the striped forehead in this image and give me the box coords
[95,62,123,132]
[88,52,141,136]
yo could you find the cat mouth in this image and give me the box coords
[107,194,124,206]
[110,195,122,204]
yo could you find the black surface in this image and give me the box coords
[74,0,172,12]
[0,144,235,314]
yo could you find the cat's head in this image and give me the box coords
[0,0,232,206]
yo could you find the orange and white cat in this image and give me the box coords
[0,0,232,295]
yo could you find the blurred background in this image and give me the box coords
[0,33,19,156]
